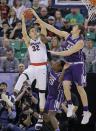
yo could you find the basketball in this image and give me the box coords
[89,0,96,5]
[24,10,33,20]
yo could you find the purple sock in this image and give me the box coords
[67,100,72,105]
[83,106,88,111]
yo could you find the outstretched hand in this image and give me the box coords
[29,8,39,18]
[48,50,58,55]
[34,19,41,24]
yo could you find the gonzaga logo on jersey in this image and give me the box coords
[30,42,40,52]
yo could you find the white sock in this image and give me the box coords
[39,92,46,111]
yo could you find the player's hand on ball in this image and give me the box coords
[31,8,39,18]
[23,9,33,20]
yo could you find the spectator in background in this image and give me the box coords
[18,63,25,75]
[32,0,40,13]
[10,20,22,39]
[65,8,85,26]
[22,0,32,8]
[0,82,16,128]
[1,47,19,72]
[7,8,18,28]
[15,82,38,130]
[8,0,14,7]
[50,36,62,61]
[47,16,55,38]
[0,0,10,21]
[39,7,49,22]
[50,36,61,51]
[0,21,11,38]
[14,64,25,84]
[54,10,64,30]
[39,0,48,7]
[48,16,55,26]
[62,19,72,33]
[47,0,56,16]
[13,0,26,20]
[83,40,96,73]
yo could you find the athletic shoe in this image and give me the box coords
[35,115,43,130]
[81,111,91,124]
[1,93,13,108]
[67,104,75,117]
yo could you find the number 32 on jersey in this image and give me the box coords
[32,44,40,51]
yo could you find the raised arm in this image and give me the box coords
[49,40,84,56]
[31,9,69,39]
[21,13,30,47]
[35,19,47,44]
[36,20,47,37]
[40,24,47,37]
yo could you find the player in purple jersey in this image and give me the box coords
[30,9,91,125]
[44,60,69,131]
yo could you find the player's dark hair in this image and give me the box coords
[78,25,85,35]
[60,60,65,68]
[27,25,35,36]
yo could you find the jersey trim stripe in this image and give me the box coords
[31,62,48,66]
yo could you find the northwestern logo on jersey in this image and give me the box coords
[63,34,84,62]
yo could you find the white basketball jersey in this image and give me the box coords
[28,37,47,63]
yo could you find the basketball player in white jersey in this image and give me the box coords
[14,12,48,130]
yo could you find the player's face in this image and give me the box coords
[71,25,80,34]
[29,28,37,39]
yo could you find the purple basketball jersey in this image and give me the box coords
[47,69,63,99]
[45,69,64,112]
[62,34,84,62]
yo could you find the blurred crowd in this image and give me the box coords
[0,0,96,130]
[0,78,80,131]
